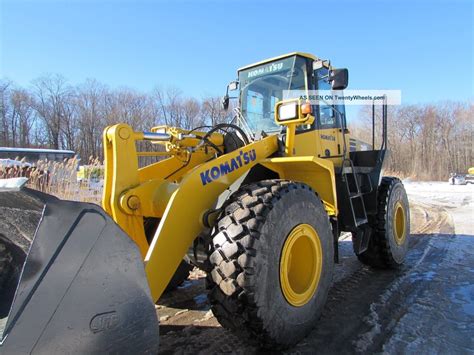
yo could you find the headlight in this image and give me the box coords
[278,102,298,121]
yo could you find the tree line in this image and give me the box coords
[0,74,232,160]
[351,101,473,180]
[1,74,472,180]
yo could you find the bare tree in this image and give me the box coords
[10,89,35,147]
[152,87,206,129]
[181,98,202,129]
[351,101,474,180]
[32,74,72,149]
[2,74,471,181]
[0,80,12,146]
[201,97,233,126]
[75,79,108,159]
[61,90,77,151]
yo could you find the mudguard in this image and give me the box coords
[0,186,159,354]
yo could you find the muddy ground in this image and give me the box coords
[156,182,474,354]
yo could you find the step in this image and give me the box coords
[355,217,368,226]
[342,166,373,174]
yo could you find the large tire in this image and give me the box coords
[207,180,334,347]
[357,177,410,268]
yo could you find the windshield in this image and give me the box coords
[238,56,308,133]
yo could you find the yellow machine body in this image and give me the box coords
[0,52,399,353]
[101,52,353,302]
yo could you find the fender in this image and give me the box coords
[261,156,338,216]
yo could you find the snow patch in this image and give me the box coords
[404,181,474,234]
[0,177,29,190]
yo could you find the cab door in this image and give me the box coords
[315,66,346,168]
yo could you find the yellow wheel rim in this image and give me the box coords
[393,201,406,246]
[280,224,322,307]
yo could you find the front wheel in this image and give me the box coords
[207,180,334,347]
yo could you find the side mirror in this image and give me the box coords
[228,81,239,91]
[221,80,239,111]
[221,95,230,110]
[329,68,349,90]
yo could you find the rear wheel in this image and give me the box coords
[357,177,410,268]
[207,180,334,347]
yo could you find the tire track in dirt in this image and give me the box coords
[348,201,457,353]
[410,201,455,235]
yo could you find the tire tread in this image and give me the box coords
[357,176,405,268]
[207,179,319,346]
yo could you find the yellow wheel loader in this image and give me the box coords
[0,52,410,352]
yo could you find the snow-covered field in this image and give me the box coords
[404,180,474,234]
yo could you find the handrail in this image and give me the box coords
[371,96,388,151]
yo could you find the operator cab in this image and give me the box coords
[223,52,348,140]
[224,53,390,247]
[238,54,309,133]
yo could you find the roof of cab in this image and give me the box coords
[238,52,320,72]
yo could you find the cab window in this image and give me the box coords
[316,67,341,129]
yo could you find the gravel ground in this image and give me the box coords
[156,181,474,354]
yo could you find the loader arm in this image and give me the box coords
[145,136,278,300]
[102,124,223,257]
[102,123,279,301]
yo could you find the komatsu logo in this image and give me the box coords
[200,149,257,186]
[320,134,336,142]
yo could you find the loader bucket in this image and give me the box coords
[0,183,159,353]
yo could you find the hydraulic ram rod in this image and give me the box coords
[142,132,172,141]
